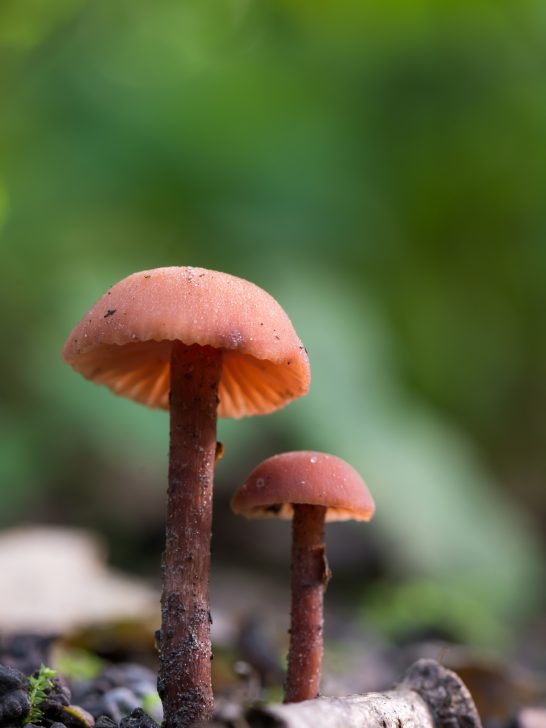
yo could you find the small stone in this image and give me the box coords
[0,664,30,727]
[75,663,158,721]
[95,717,118,728]
[41,675,71,721]
[101,687,141,723]
[119,707,159,728]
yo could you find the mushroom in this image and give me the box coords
[231,451,374,703]
[62,266,310,727]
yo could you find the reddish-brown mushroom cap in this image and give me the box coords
[231,451,375,522]
[62,266,310,418]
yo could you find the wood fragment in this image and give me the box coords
[241,659,483,728]
[400,659,483,728]
[247,689,434,727]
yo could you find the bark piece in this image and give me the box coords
[245,659,482,728]
[247,689,434,727]
[400,659,483,728]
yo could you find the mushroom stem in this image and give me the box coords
[159,342,222,728]
[285,504,330,703]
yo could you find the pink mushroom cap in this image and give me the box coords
[62,266,310,418]
[231,451,375,522]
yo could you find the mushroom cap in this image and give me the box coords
[231,451,375,522]
[62,266,310,418]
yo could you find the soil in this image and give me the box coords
[1,631,545,728]
[0,635,161,728]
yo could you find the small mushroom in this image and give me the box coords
[62,267,310,727]
[231,451,374,703]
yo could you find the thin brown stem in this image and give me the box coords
[159,342,222,728]
[285,504,331,703]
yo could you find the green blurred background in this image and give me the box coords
[0,0,545,656]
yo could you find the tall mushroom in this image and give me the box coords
[62,267,310,727]
[231,451,374,704]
